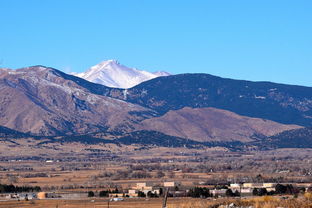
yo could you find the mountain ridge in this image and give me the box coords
[1,64,312,150]
[136,107,302,142]
[0,66,155,135]
[114,73,312,127]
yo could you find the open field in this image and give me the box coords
[0,145,312,208]
[0,147,311,190]
[1,197,312,208]
[0,198,165,208]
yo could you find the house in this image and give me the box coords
[127,189,139,197]
[127,182,160,197]
[242,183,276,189]
[134,182,153,191]
[243,183,263,188]
[164,181,181,188]
[230,184,241,189]
[19,193,35,200]
[229,188,253,196]
[263,183,276,188]
[6,194,19,199]
[6,193,36,200]
[241,183,276,192]
[37,192,46,199]
[168,190,187,197]
[210,189,227,197]
[108,193,124,198]
[263,183,276,192]
[128,189,137,194]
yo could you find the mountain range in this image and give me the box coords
[111,73,312,126]
[1,61,312,150]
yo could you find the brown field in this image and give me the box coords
[0,198,164,208]
[1,147,311,185]
[0,142,312,208]
[1,197,312,208]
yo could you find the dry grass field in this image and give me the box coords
[0,198,161,208]
[1,148,311,188]
[0,198,195,208]
[1,197,312,208]
[0,143,312,208]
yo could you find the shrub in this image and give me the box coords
[99,190,109,197]
[88,191,94,197]
[138,191,146,197]
[188,187,211,198]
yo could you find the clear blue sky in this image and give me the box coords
[0,0,311,86]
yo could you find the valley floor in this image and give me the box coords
[0,197,312,208]
[0,140,312,208]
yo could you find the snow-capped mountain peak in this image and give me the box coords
[74,60,170,89]
[89,59,119,70]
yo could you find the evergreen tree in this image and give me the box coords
[88,191,95,197]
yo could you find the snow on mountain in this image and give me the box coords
[0,66,154,135]
[74,60,170,89]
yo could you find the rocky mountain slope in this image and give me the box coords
[1,65,312,149]
[0,66,154,135]
[74,60,170,88]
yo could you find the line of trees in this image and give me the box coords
[253,184,299,196]
[0,184,41,193]
[88,188,120,197]
[187,184,301,198]
[188,187,211,198]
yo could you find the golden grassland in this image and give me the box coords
[0,144,312,207]
[170,196,312,208]
[0,196,312,208]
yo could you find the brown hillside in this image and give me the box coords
[137,107,301,142]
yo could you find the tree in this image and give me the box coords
[258,188,267,196]
[225,189,234,197]
[88,191,94,197]
[253,188,267,196]
[0,184,41,193]
[147,191,158,198]
[275,184,287,194]
[285,184,295,194]
[138,191,146,197]
[159,188,163,196]
[99,190,109,197]
[113,187,119,193]
[234,190,240,197]
[0,185,5,193]
[188,187,210,198]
